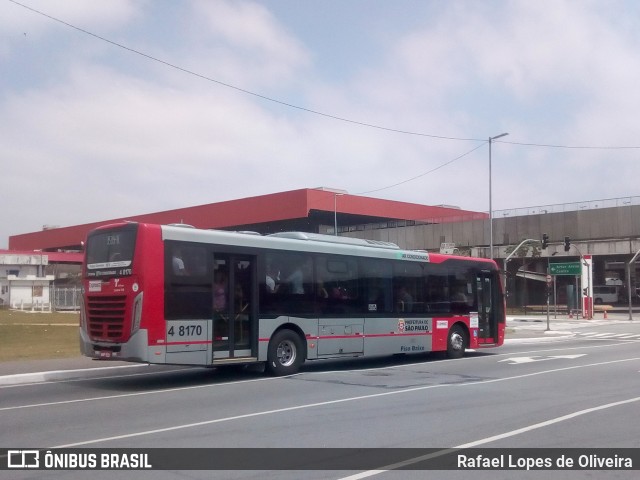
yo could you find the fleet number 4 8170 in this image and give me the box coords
[167,325,202,337]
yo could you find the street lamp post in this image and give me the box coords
[489,133,509,259]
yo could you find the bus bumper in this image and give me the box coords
[80,328,151,363]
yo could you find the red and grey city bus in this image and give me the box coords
[80,222,505,375]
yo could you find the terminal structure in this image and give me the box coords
[3,188,484,310]
[8,188,486,251]
[3,188,640,313]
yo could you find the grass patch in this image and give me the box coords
[0,309,80,362]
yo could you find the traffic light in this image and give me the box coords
[541,233,549,249]
[564,236,571,252]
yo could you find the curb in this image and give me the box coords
[504,331,575,343]
[0,364,146,387]
[0,332,570,386]
[5,318,616,387]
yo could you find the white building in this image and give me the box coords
[0,252,54,310]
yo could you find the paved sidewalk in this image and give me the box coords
[507,311,632,330]
[0,357,141,386]
[0,356,131,377]
[0,312,634,386]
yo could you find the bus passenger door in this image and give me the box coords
[212,254,255,360]
[476,271,497,343]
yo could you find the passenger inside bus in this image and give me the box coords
[281,255,310,295]
[213,271,228,311]
[396,285,414,312]
[317,281,329,299]
[172,249,186,275]
[265,264,280,293]
[285,267,304,294]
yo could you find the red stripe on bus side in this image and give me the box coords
[364,332,430,338]
[165,340,212,346]
[258,332,431,342]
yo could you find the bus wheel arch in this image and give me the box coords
[446,323,468,359]
[266,326,306,376]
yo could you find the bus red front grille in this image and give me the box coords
[86,295,127,340]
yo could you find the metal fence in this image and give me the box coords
[494,195,640,218]
[52,287,81,311]
[341,195,640,234]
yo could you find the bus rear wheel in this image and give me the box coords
[447,324,467,359]
[267,329,304,376]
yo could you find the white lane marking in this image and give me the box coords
[48,356,640,448]
[503,341,638,356]
[0,375,277,412]
[499,354,586,364]
[337,395,640,480]
[0,332,633,390]
[1,340,637,410]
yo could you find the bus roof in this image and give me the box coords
[268,231,400,250]
[159,223,495,266]
[91,222,496,266]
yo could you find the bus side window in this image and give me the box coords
[317,256,359,314]
[261,252,314,314]
[450,264,476,314]
[170,244,208,278]
[393,262,424,313]
[165,242,211,320]
[360,258,392,314]
[424,263,450,313]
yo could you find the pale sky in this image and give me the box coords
[2,0,640,248]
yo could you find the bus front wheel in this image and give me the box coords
[267,329,304,376]
[446,325,467,359]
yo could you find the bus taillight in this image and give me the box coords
[131,292,143,334]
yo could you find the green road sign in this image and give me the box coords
[549,262,581,276]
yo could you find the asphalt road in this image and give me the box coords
[1,318,640,480]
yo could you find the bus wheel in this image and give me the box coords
[447,325,467,359]
[267,329,304,376]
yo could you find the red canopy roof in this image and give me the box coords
[9,189,486,251]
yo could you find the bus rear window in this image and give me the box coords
[86,228,136,277]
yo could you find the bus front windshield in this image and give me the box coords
[86,227,136,278]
